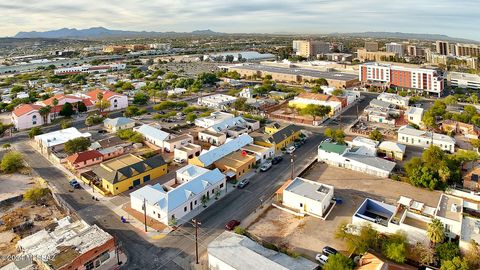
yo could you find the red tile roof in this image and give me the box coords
[12,104,42,117]
[66,150,103,164]
[86,89,118,101]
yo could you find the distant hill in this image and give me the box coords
[328,31,478,43]
[14,27,225,39]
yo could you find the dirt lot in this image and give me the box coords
[0,193,66,267]
[247,162,442,260]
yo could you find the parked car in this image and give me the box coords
[272,156,283,164]
[260,162,272,172]
[315,254,329,265]
[286,146,296,154]
[225,219,240,230]
[383,156,395,162]
[294,142,302,148]
[237,179,250,189]
[97,129,107,134]
[173,157,185,164]
[322,246,338,256]
[69,179,80,189]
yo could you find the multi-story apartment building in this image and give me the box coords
[295,40,330,58]
[385,42,405,57]
[454,43,480,57]
[359,62,445,96]
[364,41,379,52]
[436,40,450,55]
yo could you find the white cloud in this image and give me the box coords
[0,0,478,40]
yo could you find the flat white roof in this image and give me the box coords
[285,177,333,203]
[34,127,91,147]
[398,125,455,144]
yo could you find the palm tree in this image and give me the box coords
[38,106,52,126]
[52,98,59,120]
[96,91,104,113]
[427,218,445,244]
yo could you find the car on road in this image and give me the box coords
[225,219,240,230]
[322,246,338,256]
[272,156,283,164]
[260,162,272,172]
[286,146,296,154]
[383,156,395,162]
[173,157,185,164]
[97,129,107,134]
[237,179,250,189]
[315,254,329,266]
[69,179,80,189]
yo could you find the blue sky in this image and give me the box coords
[1,0,479,40]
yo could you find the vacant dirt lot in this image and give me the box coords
[247,162,442,260]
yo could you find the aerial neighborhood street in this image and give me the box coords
[0,22,480,270]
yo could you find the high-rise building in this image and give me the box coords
[436,40,450,55]
[359,62,444,97]
[292,40,302,53]
[365,41,379,52]
[295,40,330,58]
[454,43,480,57]
[385,42,405,57]
[407,45,425,57]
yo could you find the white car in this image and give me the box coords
[260,162,272,172]
[315,254,329,265]
[286,146,296,154]
[173,157,185,164]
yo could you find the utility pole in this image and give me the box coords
[192,219,201,264]
[290,153,295,180]
[143,198,147,232]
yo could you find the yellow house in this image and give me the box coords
[254,123,302,152]
[93,154,167,195]
[214,151,256,180]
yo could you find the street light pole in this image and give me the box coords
[290,153,295,180]
[143,198,147,232]
[192,219,201,264]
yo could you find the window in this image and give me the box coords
[32,115,37,125]
[113,99,118,108]
[300,203,303,207]
[143,175,150,182]
[184,206,187,212]
[220,183,224,188]
[158,213,161,218]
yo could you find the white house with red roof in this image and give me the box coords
[11,89,128,130]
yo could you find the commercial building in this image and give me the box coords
[197,94,238,110]
[288,92,347,116]
[352,194,464,246]
[103,117,135,132]
[385,42,405,57]
[294,40,330,58]
[356,49,396,62]
[189,134,253,168]
[93,154,167,195]
[198,130,227,146]
[134,124,171,149]
[226,64,359,89]
[317,141,396,178]
[34,127,92,155]
[364,41,379,52]
[130,165,225,226]
[405,107,424,126]
[214,150,256,180]
[17,217,119,270]
[208,231,317,270]
[397,125,455,153]
[53,63,126,75]
[240,144,274,164]
[282,177,334,218]
[447,72,480,90]
[359,63,445,97]
[253,123,302,152]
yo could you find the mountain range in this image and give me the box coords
[14,27,224,39]
[12,27,478,43]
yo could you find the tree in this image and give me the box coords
[2,143,11,151]
[38,105,51,125]
[464,240,480,269]
[335,222,379,253]
[201,194,209,207]
[59,102,74,117]
[85,115,104,126]
[427,218,445,244]
[412,242,437,266]
[325,128,346,143]
[435,241,460,262]
[76,101,88,113]
[332,89,344,96]
[60,119,71,129]
[23,187,49,204]
[301,104,330,121]
[440,257,469,270]
[382,232,407,263]
[369,129,383,141]
[95,100,111,113]
[64,137,91,155]
[124,105,146,117]
[186,113,197,122]
[133,92,150,105]
[323,253,354,270]
[52,98,59,120]
[28,127,42,139]
[443,95,457,106]
[1,151,24,173]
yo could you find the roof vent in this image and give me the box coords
[451,203,458,213]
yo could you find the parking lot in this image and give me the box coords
[247,162,442,260]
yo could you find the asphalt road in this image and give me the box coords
[7,92,377,269]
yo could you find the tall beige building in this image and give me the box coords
[436,40,450,55]
[454,43,480,57]
[295,40,330,58]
